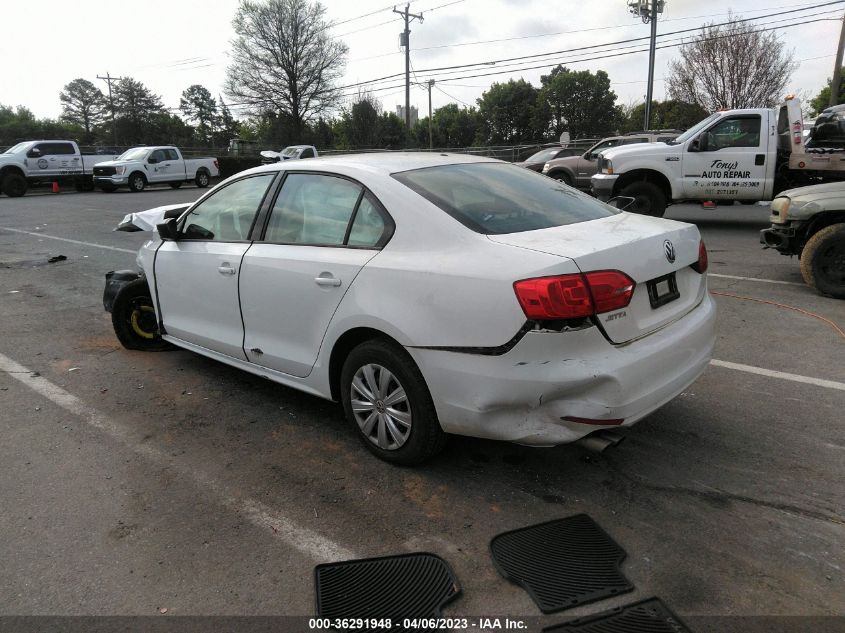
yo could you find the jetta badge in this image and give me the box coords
[663,240,676,263]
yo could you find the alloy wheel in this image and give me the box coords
[350,364,412,450]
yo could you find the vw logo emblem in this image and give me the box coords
[663,240,676,263]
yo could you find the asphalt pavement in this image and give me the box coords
[0,185,843,627]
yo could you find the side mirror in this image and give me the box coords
[148,157,158,164]
[607,196,636,210]
[27,149,42,158]
[157,218,179,241]
[689,138,701,152]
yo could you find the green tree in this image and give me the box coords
[538,66,618,139]
[810,69,845,116]
[411,103,482,148]
[225,0,348,140]
[59,78,107,144]
[0,104,84,147]
[180,84,218,144]
[621,99,709,133]
[378,112,407,149]
[216,97,241,144]
[112,77,166,144]
[667,14,796,110]
[336,93,382,148]
[476,79,542,145]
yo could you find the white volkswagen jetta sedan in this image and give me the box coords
[104,153,715,465]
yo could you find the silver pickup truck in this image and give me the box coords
[93,146,219,192]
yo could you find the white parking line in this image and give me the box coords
[0,227,135,254]
[711,359,845,392]
[708,273,804,287]
[0,351,355,562]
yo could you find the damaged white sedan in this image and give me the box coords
[104,153,715,464]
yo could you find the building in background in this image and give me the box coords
[396,105,419,127]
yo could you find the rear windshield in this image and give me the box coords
[392,163,617,235]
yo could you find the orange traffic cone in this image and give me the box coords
[52,181,60,194]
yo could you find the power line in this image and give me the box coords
[333,14,841,98]
[335,3,843,91]
[348,0,838,62]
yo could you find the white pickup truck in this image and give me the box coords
[92,146,219,193]
[591,96,845,216]
[0,140,118,197]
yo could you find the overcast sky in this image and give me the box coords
[0,0,841,122]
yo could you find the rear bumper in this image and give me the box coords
[407,294,716,446]
[591,173,618,200]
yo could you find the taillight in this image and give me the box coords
[692,239,708,273]
[213,159,220,170]
[584,271,635,313]
[513,270,635,320]
[513,274,593,319]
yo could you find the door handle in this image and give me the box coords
[314,276,342,287]
[218,263,236,275]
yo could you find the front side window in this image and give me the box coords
[150,149,167,162]
[264,174,363,245]
[181,174,274,241]
[587,139,619,159]
[393,162,617,235]
[705,115,761,150]
[622,137,648,145]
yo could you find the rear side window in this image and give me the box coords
[165,149,179,161]
[34,143,76,155]
[264,174,362,245]
[393,163,617,235]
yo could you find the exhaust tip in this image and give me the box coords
[574,430,626,453]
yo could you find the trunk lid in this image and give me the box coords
[488,213,706,343]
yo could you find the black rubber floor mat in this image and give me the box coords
[315,552,460,632]
[543,597,692,632]
[490,514,633,613]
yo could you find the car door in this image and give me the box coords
[240,172,392,377]
[26,142,75,178]
[154,173,277,359]
[682,114,768,200]
[575,139,621,188]
[147,149,169,183]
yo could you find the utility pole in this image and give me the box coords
[427,79,435,149]
[97,72,123,146]
[628,0,665,130]
[830,9,845,107]
[393,4,424,130]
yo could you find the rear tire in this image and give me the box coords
[800,223,845,299]
[619,181,666,217]
[195,170,210,188]
[2,172,27,197]
[128,172,146,192]
[169,182,183,189]
[111,279,173,351]
[340,338,446,465]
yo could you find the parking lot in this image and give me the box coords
[1,185,843,628]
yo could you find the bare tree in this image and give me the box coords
[667,15,797,111]
[224,0,348,139]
